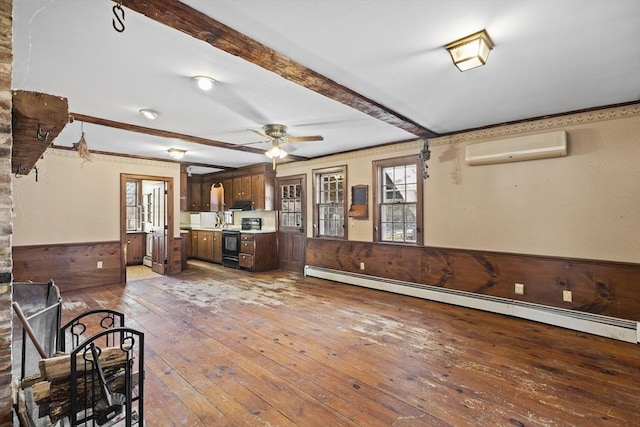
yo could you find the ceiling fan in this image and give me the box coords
[249,124,323,168]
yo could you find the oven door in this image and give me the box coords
[221,230,240,268]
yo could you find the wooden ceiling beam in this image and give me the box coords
[51,144,233,170]
[70,112,307,162]
[12,91,69,175]
[117,0,439,139]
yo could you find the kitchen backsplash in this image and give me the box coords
[235,210,276,229]
[181,210,276,229]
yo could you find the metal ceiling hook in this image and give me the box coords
[112,3,125,33]
[36,124,49,141]
[15,164,27,178]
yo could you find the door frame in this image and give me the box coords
[276,173,307,273]
[120,173,174,283]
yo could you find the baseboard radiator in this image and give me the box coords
[304,266,639,344]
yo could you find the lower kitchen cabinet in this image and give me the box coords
[190,231,198,259]
[185,230,193,258]
[189,229,273,269]
[212,230,222,264]
[181,233,188,271]
[190,230,215,262]
[239,232,277,272]
[126,232,146,265]
[199,231,214,261]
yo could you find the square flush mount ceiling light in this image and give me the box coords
[167,148,186,159]
[445,30,494,71]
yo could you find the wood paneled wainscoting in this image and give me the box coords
[305,239,640,336]
[167,235,184,275]
[13,241,122,292]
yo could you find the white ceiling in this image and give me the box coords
[12,0,640,174]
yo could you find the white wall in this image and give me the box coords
[12,148,181,246]
[278,105,640,263]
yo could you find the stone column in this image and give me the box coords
[0,0,13,425]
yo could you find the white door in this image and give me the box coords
[151,183,167,274]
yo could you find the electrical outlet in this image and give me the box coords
[360,262,365,270]
[97,261,103,269]
[514,283,525,295]
[563,290,573,302]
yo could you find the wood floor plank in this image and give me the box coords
[125,290,395,426]
[278,276,640,417]
[124,305,298,426]
[167,278,568,424]
[144,346,231,426]
[124,273,443,425]
[54,263,640,427]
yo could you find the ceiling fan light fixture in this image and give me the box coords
[265,145,287,159]
[445,29,493,72]
[168,148,186,159]
[139,108,159,120]
[192,75,217,91]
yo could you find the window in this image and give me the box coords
[125,180,141,231]
[313,166,346,238]
[280,181,303,228]
[373,155,423,245]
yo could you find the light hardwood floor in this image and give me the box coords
[59,261,640,426]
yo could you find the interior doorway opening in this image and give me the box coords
[126,264,162,282]
[120,174,174,283]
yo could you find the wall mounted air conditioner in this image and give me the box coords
[465,130,567,165]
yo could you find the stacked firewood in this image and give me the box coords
[21,347,130,424]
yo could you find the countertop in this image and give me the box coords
[181,226,234,231]
[181,226,276,234]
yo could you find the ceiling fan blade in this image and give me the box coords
[236,140,270,146]
[281,144,298,153]
[248,129,270,139]
[209,83,269,124]
[285,135,324,143]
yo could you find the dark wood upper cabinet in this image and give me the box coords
[188,179,202,211]
[188,163,275,211]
